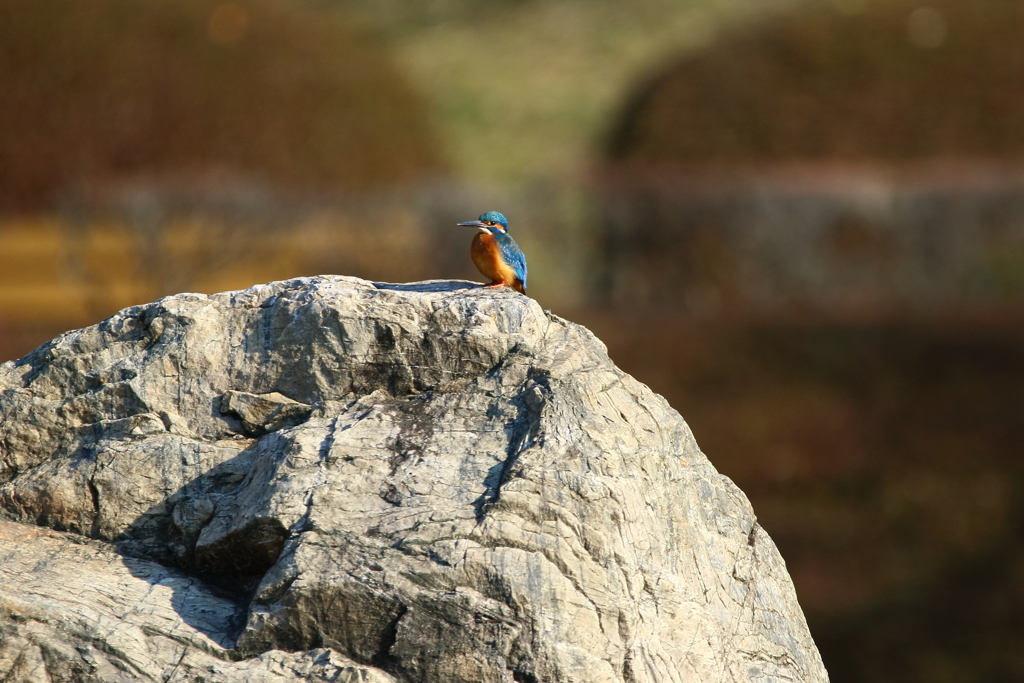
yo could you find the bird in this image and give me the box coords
[457,211,528,294]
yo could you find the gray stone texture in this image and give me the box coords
[0,276,828,682]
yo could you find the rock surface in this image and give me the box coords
[0,276,828,682]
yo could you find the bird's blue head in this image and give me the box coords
[478,211,508,230]
[457,211,509,234]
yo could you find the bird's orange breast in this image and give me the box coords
[471,232,518,286]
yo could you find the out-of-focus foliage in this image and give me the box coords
[608,0,1024,164]
[333,0,791,183]
[595,0,1024,312]
[0,0,444,212]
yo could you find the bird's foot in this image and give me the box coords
[481,281,507,289]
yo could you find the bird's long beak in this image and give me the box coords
[457,220,490,234]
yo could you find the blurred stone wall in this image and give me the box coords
[598,164,1024,312]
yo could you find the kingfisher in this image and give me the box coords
[457,211,528,294]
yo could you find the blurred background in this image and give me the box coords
[2,0,1023,679]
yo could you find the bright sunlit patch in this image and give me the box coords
[208,2,249,46]
[907,7,947,49]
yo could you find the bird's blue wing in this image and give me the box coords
[496,233,528,289]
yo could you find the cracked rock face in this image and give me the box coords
[0,276,828,682]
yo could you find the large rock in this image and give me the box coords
[0,276,828,682]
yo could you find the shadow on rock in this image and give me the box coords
[372,280,479,294]
[112,368,547,678]
[113,441,272,644]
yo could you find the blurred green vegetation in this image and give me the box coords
[607,0,1024,165]
[595,0,1024,311]
[330,0,796,184]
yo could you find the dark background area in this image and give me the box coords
[3,1,1024,681]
